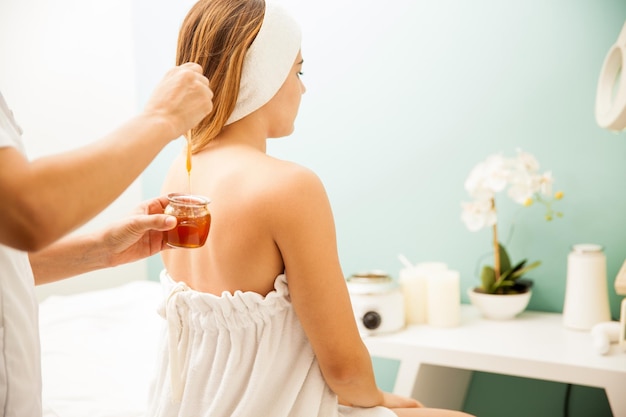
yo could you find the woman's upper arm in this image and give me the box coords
[271,166,367,376]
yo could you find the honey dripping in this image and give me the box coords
[186,133,192,193]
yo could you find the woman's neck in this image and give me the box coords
[206,118,268,153]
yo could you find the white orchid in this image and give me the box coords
[464,153,509,200]
[515,149,540,173]
[461,150,564,294]
[538,171,554,197]
[461,200,497,232]
[461,149,560,230]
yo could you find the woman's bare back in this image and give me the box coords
[161,142,312,296]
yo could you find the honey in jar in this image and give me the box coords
[164,193,211,248]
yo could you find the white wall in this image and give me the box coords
[0,0,146,300]
[138,0,626,317]
[2,0,625,315]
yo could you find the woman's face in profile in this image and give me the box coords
[265,50,305,138]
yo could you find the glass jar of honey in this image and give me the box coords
[164,193,211,249]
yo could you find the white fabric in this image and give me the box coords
[148,271,395,417]
[39,281,164,417]
[0,92,25,151]
[225,1,302,125]
[0,91,42,417]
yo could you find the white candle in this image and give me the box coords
[399,267,429,324]
[399,262,448,325]
[427,269,460,328]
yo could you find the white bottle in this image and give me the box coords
[563,244,611,331]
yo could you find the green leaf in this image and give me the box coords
[499,268,514,282]
[480,265,496,292]
[504,259,528,281]
[510,260,541,279]
[510,259,527,272]
[481,244,541,294]
[498,243,512,273]
[492,279,515,293]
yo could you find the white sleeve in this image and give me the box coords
[0,91,25,152]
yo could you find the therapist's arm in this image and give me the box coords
[29,197,175,284]
[0,63,212,252]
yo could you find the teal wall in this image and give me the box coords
[135,1,626,416]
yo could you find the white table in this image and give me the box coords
[363,305,626,417]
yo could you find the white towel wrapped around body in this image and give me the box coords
[147,271,395,417]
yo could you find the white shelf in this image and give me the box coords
[363,304,626,416]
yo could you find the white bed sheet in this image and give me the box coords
[39,280,164,417]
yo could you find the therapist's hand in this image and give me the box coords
[103,196,177,267]
[143,62,214,141]
[29,196,177,285]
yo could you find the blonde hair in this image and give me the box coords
[176,0,265,153]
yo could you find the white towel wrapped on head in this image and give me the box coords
[226,1,302,125]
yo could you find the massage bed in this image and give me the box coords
[39,280,164,417]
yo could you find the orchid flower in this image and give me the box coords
[461,149,563,292]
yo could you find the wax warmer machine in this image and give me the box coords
[346,271,405,336]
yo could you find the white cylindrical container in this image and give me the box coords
[399,262,447,325]
[427,269,461,328]
[563,244,611,331]
[347,271,405,336]
[399,267,428,324]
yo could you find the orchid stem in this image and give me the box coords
[491,198,500,283]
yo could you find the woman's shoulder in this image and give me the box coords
[264,157,326,196]
[268,156,316,176]
[256,158,333,236]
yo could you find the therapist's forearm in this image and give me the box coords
[16,115,172,248]
[29,233,109,284]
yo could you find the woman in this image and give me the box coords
[149,1,474,416]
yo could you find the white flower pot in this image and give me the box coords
[467,287,532,320]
